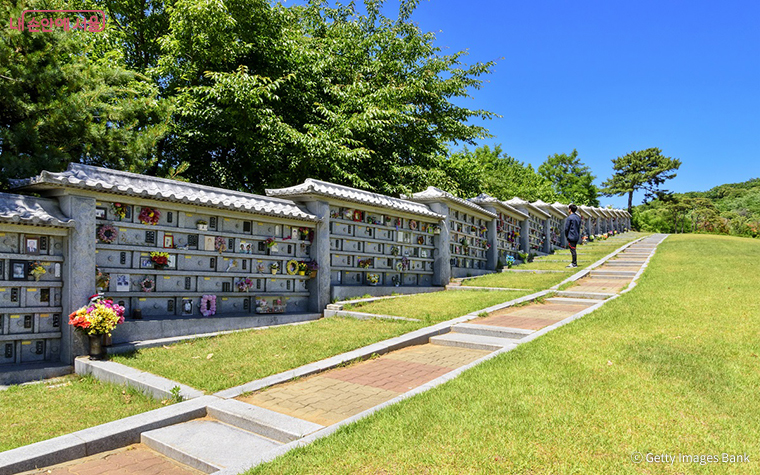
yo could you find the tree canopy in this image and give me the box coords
[601,147,681,213]
[538,149,599,206]
[2,0,602,205]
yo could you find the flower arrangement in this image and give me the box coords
[390,246,400,256]
[214,236,227,253]
[264,238,276,248]
[97,224,118,243]
[111,202,129,220]
[140,277,155,292]
[150,251,170,269]
[409,220,418,230]
[417,236,425,245]
[138,207,160,225]
[270,262,280,274]
[298,262,309,275]
[200,295,217,316]
[286,259,299,275]
[196,220,208,231]
[298,227,313,241]
[236,278,254,292]
[367,273,380,285]
[506,255,515,268]
[358,258,373,269]
[69,297,125,336]
[29,262,46,281]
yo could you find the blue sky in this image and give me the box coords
[403,0,760,208]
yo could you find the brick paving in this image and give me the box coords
[238,344,490,426]
[569,277,630,293]
[21,444,202,475]
[473,301,594,330]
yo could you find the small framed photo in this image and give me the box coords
[25,237,39,255]
[140,256,153,268]
[167,254,176,268]
[115,274,130,292]
[95,207,107,220]
[10,260,28,280]
[163,234,174,248]
[181,298,193,315]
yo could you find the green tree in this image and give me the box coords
[0,0,171,189]
[158,0,497,194]
[446,145,556,201]
[601,148,682,214]
[538,149,599,206]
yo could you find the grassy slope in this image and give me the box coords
[249,234,760,474]
[0,375,162,452]
[343,290,527,322]
[111,317,422,393]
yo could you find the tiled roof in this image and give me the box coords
[531,200,567,219]
[579,205,601,218]
[12,164,319,223]
[468,194,528,220]
[266,179,444,220]
[0,192,74,227]
[596,207,614,218]
[504,197,551,219]
[551,202,570,215]
[406,187,496,219]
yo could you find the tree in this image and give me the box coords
[0,0,171,189]
[446,145,557,201]
[538,149,599,206]
[157,0,497,194]
[601,148,681,214]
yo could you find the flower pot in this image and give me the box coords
[298,271,305,276]
[309,270,317,278]
[197,224,208,231]
[89,334,105,360]
[271,270,278,275]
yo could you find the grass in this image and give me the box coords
[463,270,574,290]
[0,375,163,452]
[343,290,529,323]
[247,234,760,474]
[110,317,423,393]
[463,233,644,288]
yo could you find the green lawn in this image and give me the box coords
[111,317,423,393]
[248,234,760,474]
[343,290,529,322]
[463,233,643,288]
[0,375,162,452]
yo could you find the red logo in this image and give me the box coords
[9,10,106,33]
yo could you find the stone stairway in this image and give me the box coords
[140,399,322,473]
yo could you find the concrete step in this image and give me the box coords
[556,290,616,300]
[429,332,519,351]
[545,297,604,305]
[452,323,533,340]
[605,260,643,266]
[142,419,282,473]
[590,270,636,277]
[206,398,324,444]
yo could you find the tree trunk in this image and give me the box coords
[627,192,633,215]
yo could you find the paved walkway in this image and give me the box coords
[17,234,666,475]
[238,344,490,426]
[21,445,202,475]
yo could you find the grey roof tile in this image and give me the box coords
[266,179,444,220]
[531,200,567,219]
[468,194,528,220]
[13,164,318,223]
[0,192,74,227]
[504,197,551,220]
[406,187,496,219]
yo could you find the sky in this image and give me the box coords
[294,0,760,209]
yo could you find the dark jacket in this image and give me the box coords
[565,213,582,243]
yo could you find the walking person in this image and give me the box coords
[565,204,582,268]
